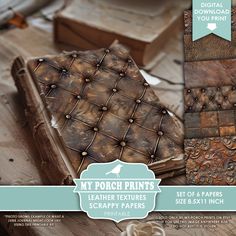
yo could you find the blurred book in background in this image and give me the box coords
[54,0,191,66]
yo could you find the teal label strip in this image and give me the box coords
[193,0,231,41]
[0,186,235,212]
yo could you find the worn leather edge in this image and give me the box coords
[148,154,186,177]
[11,56,75,185]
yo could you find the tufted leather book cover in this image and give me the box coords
[184,59,236,185]
[11,42,185,184]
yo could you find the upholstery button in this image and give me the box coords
[136,99,141,104]
[232,86,236,90]
[187,89,191,93]
[218,104,221,108]
[202,104,206,109]
[194,97,198,101]
[233,103,236,107]
[120,141,126,147]
[105,49,110,53]
[65,114,71,119]
[61,68,68,74]
[85,78,90,83]
[96,63,100,68]
[128,118,134,124]
[162,109,167,115]
[217,87,221,91]
[76,95,81,100]
[119,72,125,77]
[224,96,228,100]
[102,106,108,111]
[112,88,117,93]
[38,58,44,62]
[201,88,206,93]
[144,82,149,87]
[72,53,78,58]
[188,106,192,110]
[157,130,164,136]
[93,127,99,132]
[50,84,57,89]
[81,151,88,156]
[127,59,132,63]
[150,154,155,160]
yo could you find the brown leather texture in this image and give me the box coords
[184,86,236,113]
[184,58,236,184]
[185,110,236,139]
[184,9,236,62]
[185,137,236,185]
[184,39,236,184]
[26,43,184,177]
[184,60,236,88]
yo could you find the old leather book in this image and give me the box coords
[12,42,185,184]
[53,0,190,66]
[184,59,236,185]
[184,9,236,62]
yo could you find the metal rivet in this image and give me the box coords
[93,127,99,132]
[62,69,68,73]
[136,99,141,104]
[120,141,126,147]
[50,84,57,89]
[105,49,110,53]
[119,72,125,77]
[38,58,44,62]
[144,82,149,87]
[65,114,71,119]
[85,78,90,83]
[162,109,167,115]
[81,151,88,156]
[128,118,134,123]
[112,88,117,93]
[157,130,164,136]
[102,106,108,111]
